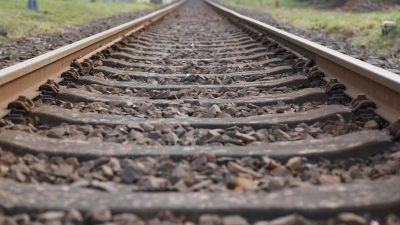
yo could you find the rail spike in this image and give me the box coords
[324,78,348,104]
[350,93,377,121]
[7,96,34,112]
[39,79,61,94]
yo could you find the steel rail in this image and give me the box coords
[0,0,186,118]
[205,0,400,123]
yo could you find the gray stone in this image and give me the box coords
[148,131,162,140]
[227,161,262,178]
[173,179,189,192]
[189,179,213,191]
[0,217,18,225]
[222,215,248,225]
[141,177,169,191]
[113,213,144,225]
[217,112,232,118]
[364,120,379,129]
[385,214,400,225]
[268,214,312,225]
[78,161,95,175]
[101,165,114,179]
[65,157,80,170]
[307,128,320,137]
[90,180,117,193]
[12,213,30,225]
[254,221,269,225]
[209,104,222,114]
[65,208,83,223]
[52,165,74,177]
[285,157,302,171]
[142,123,155,132]
[162,132,179,145]
[45,127,66,138]
[12,166,26,182]
[38,211,65,221]
[199,214,222,225]
[315,133,333,139]
[274,129,291,140]
[391,151,400,162]
[337,213,367,225]
[108,157,121,173]
[318,174,342,185]
[121,163,142,183]
[85,207,112,224]
[71,179,90,188]
[254,129,269,142]
[235,132,256,144]
[175,126,186,137]
[129,130,144,141]
[1,151,17,164]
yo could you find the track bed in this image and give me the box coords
[0,0,399,224]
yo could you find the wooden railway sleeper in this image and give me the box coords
[350,93,377,121]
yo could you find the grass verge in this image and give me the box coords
[220,0,400,57]
[0,0,156,45]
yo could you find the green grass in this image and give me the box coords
[0,0,156,45]
[220,0,400,57]
[226,0,309,8]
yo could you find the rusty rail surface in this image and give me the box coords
[0,0,186,118]
[205,0,400,123]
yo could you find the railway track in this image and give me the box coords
[0,0,400,224]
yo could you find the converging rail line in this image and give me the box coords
[0,0,399,224]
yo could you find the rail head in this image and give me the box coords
[205,0,400,123]
[0,0,186,118]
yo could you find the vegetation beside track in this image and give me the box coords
[220,0,400,58]
[0,0,156,45]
